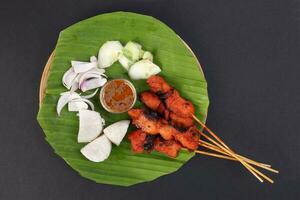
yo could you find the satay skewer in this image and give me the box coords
[200,131,273,183]
[192,114,274,169]
[142,76,278,182]
[192,115,230,150]
[195,149,237,161]
[193,118,275,183]
[200,140,272,168]
[198,141,278,173]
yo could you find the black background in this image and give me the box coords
[0,0,299,199]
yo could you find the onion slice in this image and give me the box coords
[80,77,107,92]
[56,92,81,116]
[77,110,105,143]
[71,61,88,66]
[62,67,78,89]
[81,88,99,99]
[68,101,88,112]
[98,41,123,68]
[70,82,79,92]
[71,98,95,111]
[72,62,97,73]
[90,56,97,63]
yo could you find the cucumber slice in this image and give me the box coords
[118,55,134,71]
[142,51,153,61]
[128,60,161,80]
[123,41,143,61]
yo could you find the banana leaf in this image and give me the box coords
[37,12,209,186]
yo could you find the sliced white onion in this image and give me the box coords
[72,98,95,111]
[98,41,123,68]
[71,61,88,67]
[78,73,102,87]
[72,62,97,73]
[128,60,161,80]
[68,101,88,112]
[77,110,104,143]
[80,135,112,162]
[78,69,105,85]
[80,77,107,92]
[90,56,97,63]
[70,81,79,92]
[103,120,130,146]
[62,67,78,89]
[56,92,81,116]
[87,67,105,75]
[81,88,99,99]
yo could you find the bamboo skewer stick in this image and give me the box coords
[198,141,279,174]
[192,115,231,150]
[195,150,237,161]
[199,131,269,183]
[199,139,273,169]
[198,128,275,183]
[200,139,271,168]
[192,114,276,183]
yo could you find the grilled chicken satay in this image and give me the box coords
[140,91,161,110]
[147,75,172,94]
[128,130,157,153]
[158,119,178,140]
[128,130,147,153]
[140,91,169,120]
[140,91,192,127]
[154,137,181,158]
[128,108,199,150]
[165,90,195,118]
[169,112,194,128]
[128,109,159,135]
[128,130,181,158]
[128,108,174,140]
[174,126,199,151]
[147,75,195,118]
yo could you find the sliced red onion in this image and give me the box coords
[72,62,97,73]
[71,98,95,111]
[68,101,88,112]
[70,81,79,92]
[80,77,107,92]
[90,56,98,63]
[85,67,105,75]
[81,88,99,99]
[56,92,81,116]
[71,61,88,67]
[78,68,107,92]
[77,68,105,84]
[62,67,78,89]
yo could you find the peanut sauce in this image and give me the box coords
[100,79,136,113]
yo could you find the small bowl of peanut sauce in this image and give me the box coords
[100,79,137,113]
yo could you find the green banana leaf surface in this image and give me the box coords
[37,12,209,186]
